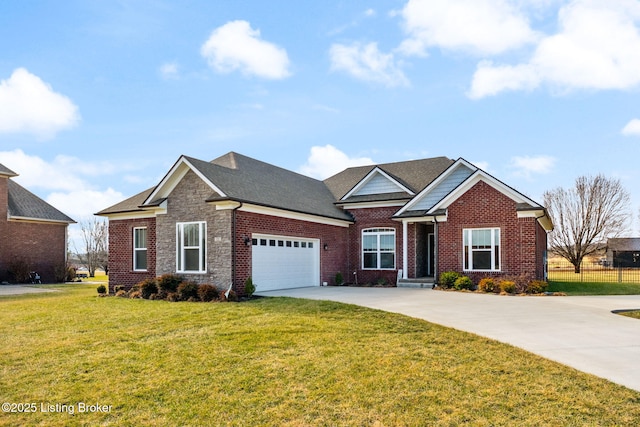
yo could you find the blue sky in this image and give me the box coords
[1,0,640,245]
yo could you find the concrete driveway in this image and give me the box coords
[0,285,58,296]
[256,287,640,392]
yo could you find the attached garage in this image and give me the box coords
[251,234,320,291]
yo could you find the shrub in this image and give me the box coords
[376,277,388,287]
[527,280,548,294]
[114,285,125,293]
[96,285,107,295]
[115,290,127,298]
[220,289,238,302]
[477,277,497,293]
[499,280,516,294]
[128,290,142,299]
[135,278,158,299]
[177,281,199,301]
[439,271,461,289]
[8,257,31,283]
[335,272,344,286]
[198,284,219,302]
[157,274,184,293]
[244,277,256,298]
[454,276,474,290]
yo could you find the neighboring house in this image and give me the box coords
[97,152,553,294]
[0,163,75,283]
[606,238,640,268]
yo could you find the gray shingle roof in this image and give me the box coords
[7,180,75,223]
[98,153,458,222]
[0,163,18,177]
[324,156,454,201]
[607,238,640,252]
[187,153,353,221]
[95,187,154,215]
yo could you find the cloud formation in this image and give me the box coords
[299,145,374,179]
[469,0,640,98]
[0,68,79,139]
[398,0,538,57]
[509,155,556,179]
[329,42,409,87]
[201,20,291,80]
[622,118,640,136]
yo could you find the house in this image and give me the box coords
[0,163,75,283]
[96,152,553,294]
[606,238,640,268]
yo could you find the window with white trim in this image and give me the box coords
[463,228,500,271]
[176,222,206,273]
[362,228,395,270]
[133,227,147,271]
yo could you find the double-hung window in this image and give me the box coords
[463,228,500,271]
[133,227,147,271]
[362,228,395,270]
[176,222,206,273]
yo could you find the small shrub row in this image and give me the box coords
[112,275,246,302]
[439,271,549,294]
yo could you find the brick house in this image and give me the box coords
[0,163,75,283]
[97,152,552,294]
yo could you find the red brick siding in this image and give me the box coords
[437,181,546,283]
[107,217,156,293]
[235,211,350,294]
[0,220,68,283]
[346,206,402,285]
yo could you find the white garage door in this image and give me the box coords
[252,234,320,291]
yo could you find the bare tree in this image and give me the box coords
[75,219,108,277]
[544,174,630,273]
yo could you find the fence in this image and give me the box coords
[548,259,640,283]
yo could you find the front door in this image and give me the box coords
[427,233,435,277]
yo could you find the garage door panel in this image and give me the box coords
[252,235,320,292]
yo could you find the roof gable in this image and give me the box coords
[343,167,414,200]
[0,163,18,177]
[398,160,476,214]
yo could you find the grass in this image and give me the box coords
[548,280,640,295]
[617,310,640,320]
[2,285,640,426]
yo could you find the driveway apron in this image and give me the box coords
[256,287,640,392]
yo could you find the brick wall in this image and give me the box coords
[437,181,546,282]
[107,217,156,293]
[346,206,402,285]
[0,176,69,283]
[235,211,350,294]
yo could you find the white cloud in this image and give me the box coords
[470,0,640,98]
[468,61,540,99]
[509,155,556,178]
[329,42,409,87]
[47,188,124,220]
[159,62,179,79]
[622,118,640,136]
[398,0,538,57]
[0,68,80,139]
[0,149,124,222]
[200,20,291,80]
[299,145,374,179]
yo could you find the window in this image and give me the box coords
[133,227,147,271]
[362,228,395,269]
[176,222,206,273]
[463,228,500,271]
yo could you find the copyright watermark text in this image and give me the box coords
[2,402,112,415]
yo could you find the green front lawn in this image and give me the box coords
[548,280,640,295]
[1,285,639,426]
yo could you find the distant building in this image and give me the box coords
[0,164,75,283]
[606,238,640,268]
